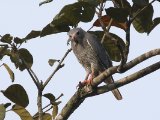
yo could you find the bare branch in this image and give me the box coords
[26,67,40,89]
[89,61,160,96]
[43,48,72,89]
[92,48,160,86]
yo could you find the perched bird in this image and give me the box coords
[68,28,122,100]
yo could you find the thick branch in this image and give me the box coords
[89,61,160,96]
[92,48,160,86]
[56,48,160,120]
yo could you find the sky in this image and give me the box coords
[0,0,160,120]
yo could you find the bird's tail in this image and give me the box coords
[104,76,122,100]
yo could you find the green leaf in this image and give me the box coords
[132,4,153,33]
[54,2,95,24]
[1,34,13,44]
[105,7,129,22]
[0,104,6,120]
[1,84,29,108]
[9,48,33,71]
[78,0,101,6]
[34,113,52,120]
[4,103,11,109]
[52,105,58,119]
[39,0,53,6]
[18,48,33,71]
[24,30,41,40]
[9,50,21,69]
[132,0,148,6]
[111,0,131,8]
[41,2,95,36]
[40,24,70,37]
[147,17,160,34]
[14,37,23,44]
[3,63,15,82]
[78,2,95,22]
[43,93,56,102]
[48,59,58,67]
[89,31,125,62]
[12,105,33,120]
[0,46,10,60]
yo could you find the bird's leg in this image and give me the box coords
[78,72,91,88]
[78,71,95,88]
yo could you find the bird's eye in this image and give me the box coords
[77,31,79,35]
[69,35,72,38]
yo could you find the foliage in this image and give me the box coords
[0,0,160,120]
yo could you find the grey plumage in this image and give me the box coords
[68,28,122,100]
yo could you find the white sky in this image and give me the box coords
[0,0,160,120]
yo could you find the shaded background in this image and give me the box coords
[0,0,160,120]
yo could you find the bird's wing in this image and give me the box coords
[85,32,112,68]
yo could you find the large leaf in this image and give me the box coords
[105,7,130,22]
[3,63,14,82]
[43,93,56,103]
[41,2,95,37]
[1,84,29,108]
[18,48,33,71]
[52,2,95,24]
[34,113,52,120]
[0,46,10,60]
[93,15,127,31]
[112,0,131,8]
[14,37,23,44]
[41,24,70,37]
[78,0,107,6]
[132,0,148,6]
[10,50,21,69]
[12,105,33,120]
[147,17,160,34]
[132,4,153,33]
[0,104,6,120]
[24,30,41,40]
[89,31,125,62]
[0,34,13,44]
[9,48,33,71]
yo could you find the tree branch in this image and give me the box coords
[56,48,160,120]
[43,48,72,89]
[92,48,160,86]
[88,61,160,96]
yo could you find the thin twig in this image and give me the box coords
[26,68,40,89]
[55,93,64,101]
[43,103,51,111]
[43,48,72,89]
[29,68,39,82]
[44,106,53,113]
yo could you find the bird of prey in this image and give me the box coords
[68,28,122,100]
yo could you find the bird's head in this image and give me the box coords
[67,28,85,45]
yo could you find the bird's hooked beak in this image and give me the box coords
[67,33,78,46]
[72,33,79,44]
